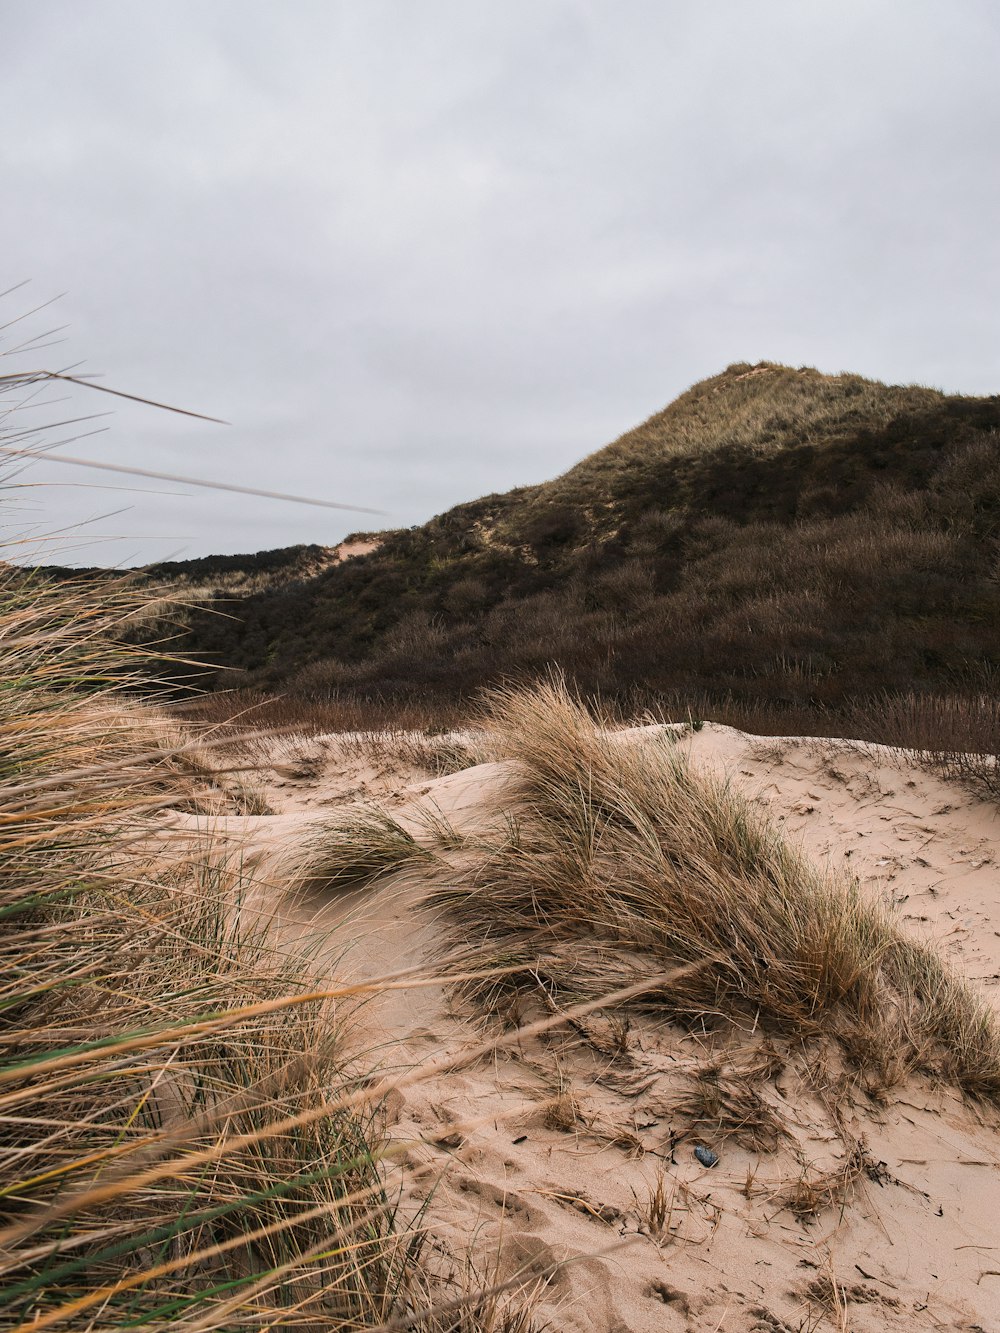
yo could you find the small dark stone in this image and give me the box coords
[694,1144,719,1168]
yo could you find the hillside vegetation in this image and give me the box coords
[135,363,1000,713]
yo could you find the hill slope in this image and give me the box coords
[147,362,1000,708]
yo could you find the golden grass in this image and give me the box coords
[0,564,541,1331]
[273,805,433,894]
[560,361,942,484]
[432,677,1000,1102]
[0,578,407,1329]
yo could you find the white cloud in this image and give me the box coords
[2,0,998,563]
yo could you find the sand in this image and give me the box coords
[331,537,382,563]
[164,724,1000,1331]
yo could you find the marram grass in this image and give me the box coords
[0,567,524,1332]
[432,678,1000,1102]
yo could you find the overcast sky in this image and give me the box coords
[2,0,998,565]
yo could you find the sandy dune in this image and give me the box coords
[167,724,1000,1331]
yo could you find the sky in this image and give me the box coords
[1,0,998,566]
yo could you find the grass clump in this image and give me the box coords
[662,1052,790,1153]
[433,678,1000,1102]
[0,566,504,1330]
[283,805,431,893]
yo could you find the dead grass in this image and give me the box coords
[0,565,523,1331]
[846,692,1000,800]
[333,729,486,778]
[432,677,1000,1103]
[176,688,470,738]
[779,1138,875,1224]
[643,1170,671,1238]
[277,805,434,894]
[663,1052,790,1153]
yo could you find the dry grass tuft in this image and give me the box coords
[780,1138,876,1224]
[392,733,484,777]
[664,1053,790,1152]
[433,677,1000,1103]
[0,563,515,1331]
[279,805,432,894]
[643,1170,671,1238]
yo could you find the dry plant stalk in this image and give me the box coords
[780,1137,873,1224]
[644,1170,671,1238]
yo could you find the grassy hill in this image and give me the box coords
[134,361,1000,714]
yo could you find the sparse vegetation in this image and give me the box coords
[845,692,1000,799]
[330,729,485,779]
[664,1052,790,1153]
[781,1138,876,1225]
[174,688,471,737]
